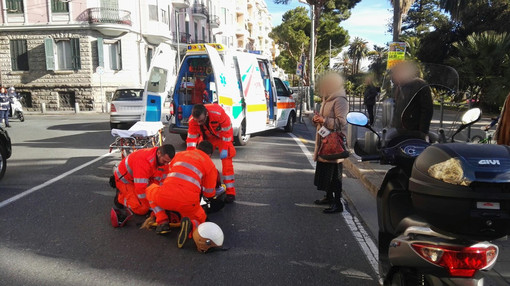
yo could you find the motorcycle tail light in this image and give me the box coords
[412,243,498,278]
[177,106,182,120]
[110,103,116,112]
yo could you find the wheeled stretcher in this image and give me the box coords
[109,121,164,159]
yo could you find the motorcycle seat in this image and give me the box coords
[395,215,430,234]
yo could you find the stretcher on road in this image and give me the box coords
[109,121,164,159]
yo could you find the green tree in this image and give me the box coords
[270,7,350,84]
[390,0,415,41]
[448,31,510,110]
[347,37,368,74]
[273,0,360,72]
[401,0,447,36]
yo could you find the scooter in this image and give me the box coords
[347,108,510,285]
[8,95,24,122]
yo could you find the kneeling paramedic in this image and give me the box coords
[186,104,236,203]
[146,141,224,248]
[111,144,175,227]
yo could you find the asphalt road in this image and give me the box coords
[0,114,378,286]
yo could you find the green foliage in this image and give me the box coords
[347,37,368,74]
[367,45,388,83]
[402,0,447,36]
[270,7,350,83]
[447,31,510,111]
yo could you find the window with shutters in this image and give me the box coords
[161,9,168,24]
[51,0,69,12]
[97,39,122,71]
[44,38,81,71]
[148,5,158,21]
[10,40,29,71]
[6,0,23,13]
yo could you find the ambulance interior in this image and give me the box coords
[174,55,216,125]
[257,60,276,123]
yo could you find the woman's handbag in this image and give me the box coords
[318,128,349,160]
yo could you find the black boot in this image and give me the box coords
[314,195,333,205]
[323,197,343,214]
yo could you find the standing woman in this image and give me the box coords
[312,72,349,213]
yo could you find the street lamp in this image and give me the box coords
[298,0,315,111]
[175,9,190,67]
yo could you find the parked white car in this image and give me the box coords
[109,88,144,129]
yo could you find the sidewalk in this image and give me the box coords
[298,113,510,285]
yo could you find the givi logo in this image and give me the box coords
[478,159,501,165]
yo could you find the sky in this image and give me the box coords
[267,0,393,48]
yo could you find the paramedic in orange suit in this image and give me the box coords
[186,103,237,203]
[110,145,175,228]
[146,141,221,247]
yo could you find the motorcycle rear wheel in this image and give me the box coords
[16,111,24,122]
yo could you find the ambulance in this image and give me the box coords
[143,43,296,146]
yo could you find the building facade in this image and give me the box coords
[0,0,277,112]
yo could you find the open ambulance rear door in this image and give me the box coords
[141,44,176,122]
[236,53,267,134]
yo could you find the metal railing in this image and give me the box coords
[85,7,131,25]
[208,14,220,26]
[192,4,208,16]
[173,32,192,44]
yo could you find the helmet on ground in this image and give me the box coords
[192,222,224,253]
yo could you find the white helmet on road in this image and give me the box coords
[192,222,224,253]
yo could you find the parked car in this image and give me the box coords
[109,88,144,129]
[0,126,12,180]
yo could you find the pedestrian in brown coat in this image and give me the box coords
[496,92,510,145]
[312,72,349,213]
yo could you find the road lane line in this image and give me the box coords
[235,200,270,207]
[0,152,114,209]
[289,132,379,277]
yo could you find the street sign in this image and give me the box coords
[296,63,303,77]
[96,66,104,75]
[387,42,406,70]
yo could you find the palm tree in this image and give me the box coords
[368,45,388,82]
[391,0,416,41]
[438,0,468,21]
[348,37,369,74]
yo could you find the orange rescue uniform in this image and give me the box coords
[115,147,168,215]
[147,149,218,229]
[186,104,236,195]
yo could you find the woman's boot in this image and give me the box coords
[314,191,333,205]
[323,195,343,214]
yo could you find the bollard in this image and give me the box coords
[41,102,46,114]
[74,103,80,113]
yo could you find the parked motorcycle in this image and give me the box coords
[8,95,24,122]
[347,108,510,285]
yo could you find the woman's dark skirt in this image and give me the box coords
[314,161,343,193]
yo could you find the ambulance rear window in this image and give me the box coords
[147,67,167,93]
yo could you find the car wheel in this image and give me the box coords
[17,111,24,122]
[284,113,295,133]
[110,122,119,129]
[0,144,7,180]
[234,121,250,146]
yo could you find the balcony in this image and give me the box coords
[192,4,208,20]
[236,6,245,15]
[83,7,132,36]
[209,15,220,28]
[172,0,190,9]
[172,32,192,45]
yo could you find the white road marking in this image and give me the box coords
[289,133,379,278]
[235,200,270,207]
[0,152,114,209]
[93,191,115,197]
[294,203,325,209]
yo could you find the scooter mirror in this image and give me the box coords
[461,108,482,125]
[346,112,369,127]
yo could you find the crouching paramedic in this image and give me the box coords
[186,104,236,203]
[146,141,222,248]
[111,144,175,227]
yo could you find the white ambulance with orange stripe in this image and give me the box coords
[166,43,296,145]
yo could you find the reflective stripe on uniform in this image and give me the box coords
[174,161,203,179]
[222,137,231,142]
[221,124,232,131]
[203,188,215,194]
[223,175,235,181]
[187,133,199,139]
[137,194,146,199]
[153,206,164,214]
[115,169,130,184]
[125,156,134,177]
[168,172,201,189]
[134,178,149,184]
[187,142,197,148]
[225,182,235,188]
[152,176,161,181]
[149,155,156,164]
[209,110,221,116]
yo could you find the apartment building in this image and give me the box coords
[0,0,277,112]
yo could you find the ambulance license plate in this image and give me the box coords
[476,202,501,210]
